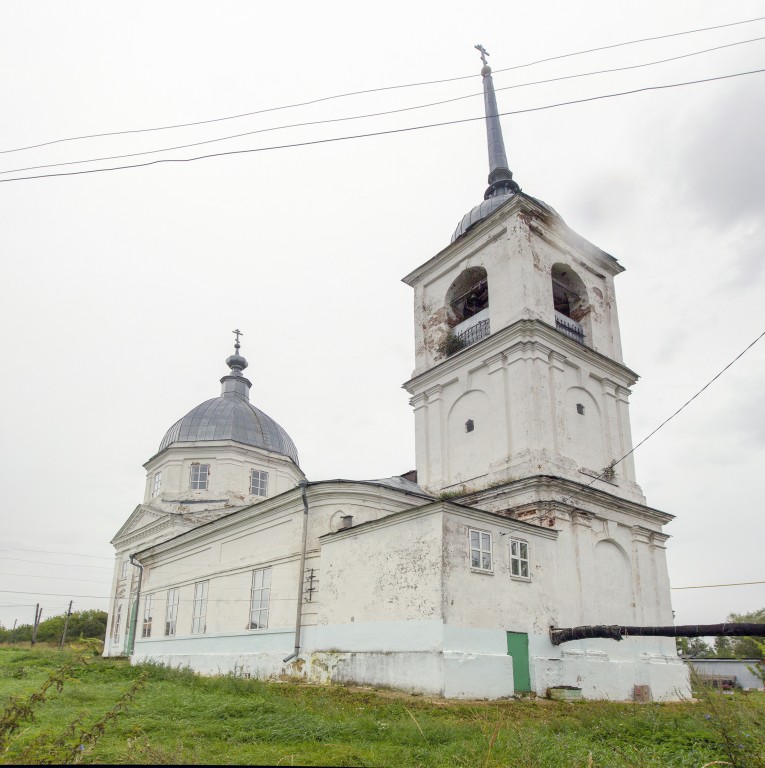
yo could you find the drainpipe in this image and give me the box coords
[126,554,144,656]
[283,482,309,663]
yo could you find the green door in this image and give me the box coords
[506,632,531,692]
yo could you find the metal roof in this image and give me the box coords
[157,341,299,465]
[158,396,299,464]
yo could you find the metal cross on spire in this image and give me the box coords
[475,44,490,66]
[232,328,243,350]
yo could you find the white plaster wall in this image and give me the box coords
[318,511,443,625]
[407,326,644,500]
[405,197,624,378]
[143,441,304,508]
[441,510,559,635]
[115,483,431,657]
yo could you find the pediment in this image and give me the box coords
[111,505,166,544]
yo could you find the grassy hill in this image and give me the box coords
[0,646,763,766]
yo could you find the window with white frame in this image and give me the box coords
[112,603,122,641]
[510,539,530,579]
[191,580,208,634]
[249,567,272,629]
[189,463,210,490]
[141,594,154,638]
[151,471,162,498]
[250,470,269,497]
[469,529,493,571]
[165,588,179,637]
[120,559,129,579]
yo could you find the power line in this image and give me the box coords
[2,14,763,156]
[0,572,107,584]
[2,67,763,186]
[0,547,113,560]
[0,589,110,599]
[671,580,765,590]
[560,328,765,507]
[2,558,112,570]
[4,34,763,179]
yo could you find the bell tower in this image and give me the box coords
[403,50,643,505]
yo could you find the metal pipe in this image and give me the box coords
[126,554,144,656]
[283,482,310,664]
[550,622,765,646]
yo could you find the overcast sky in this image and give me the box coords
[1,1,763,633]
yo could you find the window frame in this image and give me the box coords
[189,463,210,491]
[141,594,154,638]
[151,471,162,498]
[120,559,129,579]
[249,567,272,630]
[191,580,208,634]
[469,528,493,573]
[112,603,122,641]
[510,538,530,580]
[165,588,179,637]
[250,469,269,497]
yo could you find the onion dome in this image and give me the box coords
[157,335,299,465]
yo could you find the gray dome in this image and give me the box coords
[451,191,561,243]
[157,340,299,465]
[159,396,299,465]
[451,192,514,242]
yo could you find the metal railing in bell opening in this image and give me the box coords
[554,311,584,344]
[455,318,490,350]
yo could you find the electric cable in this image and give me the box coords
[2,67,763,185]
[671,580,765,590]
[0,547,113,559]
[0,589,110,599]
[2,558,112,570]
[3,34,762,178]
[0,572,108,584]
[559,328,765,508]
[1,14,763,156]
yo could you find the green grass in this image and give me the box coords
[0,646,763,766]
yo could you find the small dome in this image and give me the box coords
[156,338,299,465]
[158,397,299,465]
[451,192,514,242]
[451,191,562,243]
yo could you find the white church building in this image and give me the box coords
[104,55,690,701]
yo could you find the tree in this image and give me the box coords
[677,636,715,657]
[0,611,107,645]
[725,607,765,659]
[714,636,734,658]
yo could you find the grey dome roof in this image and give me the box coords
[451,191,561,242]
[157,341,299,465]
[159,397,299,464]
[452,192,514,242]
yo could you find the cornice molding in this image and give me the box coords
[320,499,558,543]
[134,480,432,562]
[403,318,639,393]
[460,474,674,527]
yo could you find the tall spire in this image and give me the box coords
[475,44,519,200]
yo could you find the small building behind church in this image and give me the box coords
[104,55,690,701]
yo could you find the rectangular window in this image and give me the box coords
[191,581,208,634]
[250,470,269,497]
[165,588,179,637]
[120,560,129,579]
[151,471,162,498]
[469,529,493,571]
[141,594,154,638]
[189,463,209,490]
[112,604,122,641]
[249,567,272,629]
[510,539,530,579]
